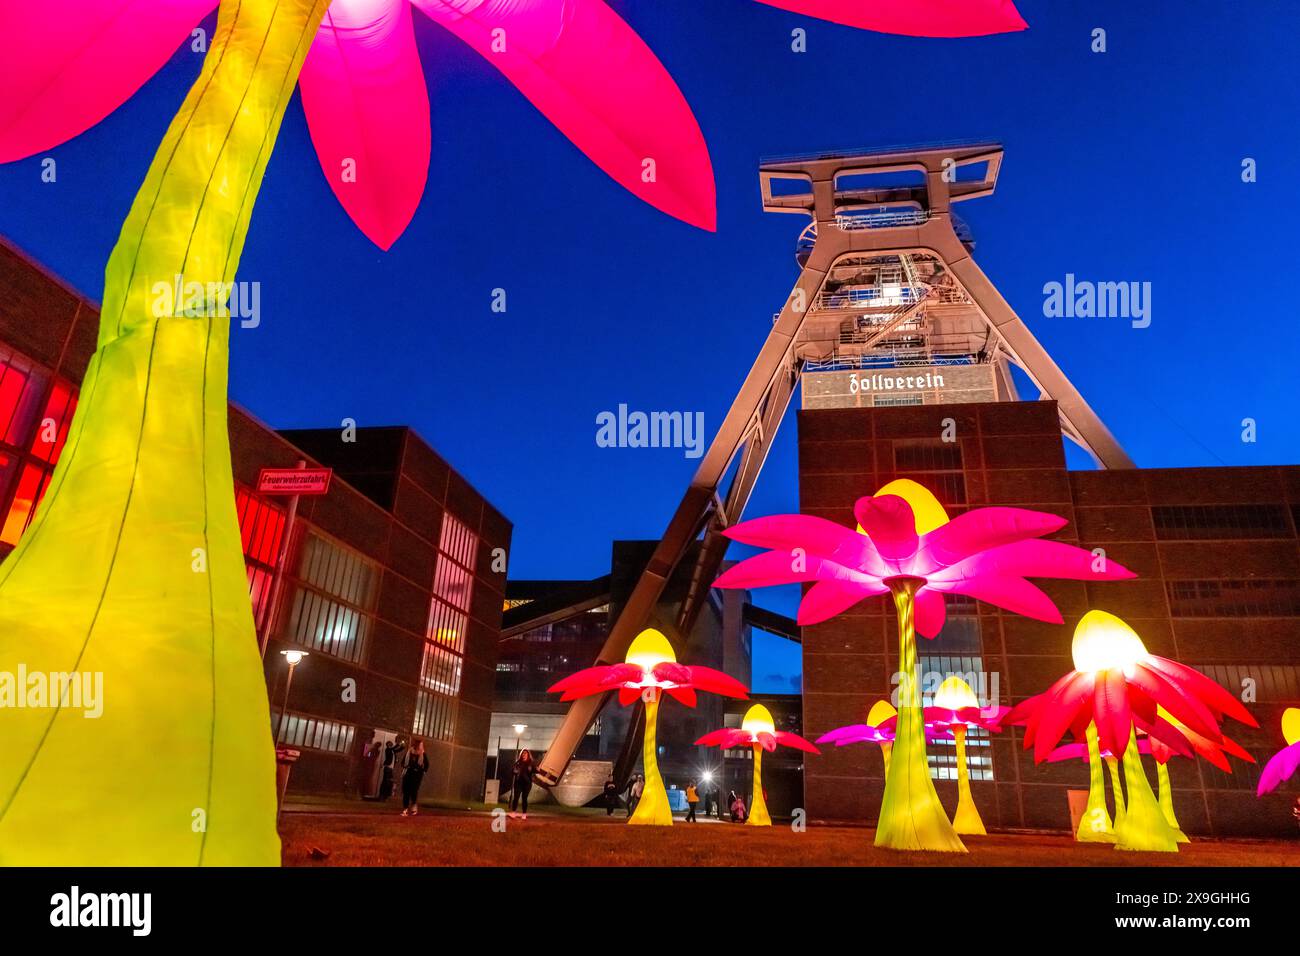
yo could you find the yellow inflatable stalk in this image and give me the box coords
[0,0,330,865]
[1077,722,1116,843]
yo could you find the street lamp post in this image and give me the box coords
[275,649,309,823]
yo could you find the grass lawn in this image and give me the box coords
[280,809,1300,867]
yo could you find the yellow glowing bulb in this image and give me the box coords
[866,699,897,727]
[857,478,950,536]
[625,628,676,670]
[741,703,776,736]
[934,676,979,710]
[1071,610,1148,674]
[1283,707,1300,747]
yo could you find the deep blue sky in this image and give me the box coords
[2,2,1297,692]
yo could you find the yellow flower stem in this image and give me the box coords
[951,725,987,835]
[629,691,673,826]
[747,745,771,826]
[1077,721,1116,842]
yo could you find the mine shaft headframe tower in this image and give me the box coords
[531,142,1132,791]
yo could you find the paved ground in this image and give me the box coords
[279,805,1300,867]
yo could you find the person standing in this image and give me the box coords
[510,749,537,819]
[602,776,619,816]
[685,780,699,822]
[400,740,429,816]
[379,737,406,801]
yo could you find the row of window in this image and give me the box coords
[272,710,357,755]
[1168,579,1300,618]
[1153,504,1292,540]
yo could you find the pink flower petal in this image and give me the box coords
[415,0,715,229]
[0,0,215,162]
[1257,742,1300,796]
[753,0,1028,38]
[796,579,885,625]
[853,494,919,566]
[914,586,946,638]
[919,507,1066,571]
[937,573,1063,623]
[300,0,430,250]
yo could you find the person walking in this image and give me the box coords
[400,740,429,816]
[728,790,746,823]
[685,780,699,822]
[510,749,537,819]
[602,776,620,816]
[624,773,644,817]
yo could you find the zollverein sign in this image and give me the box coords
[256,467,333,496]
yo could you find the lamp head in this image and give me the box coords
[741,703,776,737]
[625,628,676,669]
[1283,707,1300,747]
[281,649,308,666]
[934,675,979,711]
[1071,610,1148,675]
[866,699,897,727]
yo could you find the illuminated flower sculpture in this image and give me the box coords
[549,628,747,826]
[1042,723,1125,843]
[1257,707,1300,797]
[0,0,717,243]
[1007,610,1258,852]
[1145,709,1253,842]
[754,0,1027,37]
[929,676,1008,835]
[817,700,907,782]
[713,479,1135,852]
[696,703,818,826]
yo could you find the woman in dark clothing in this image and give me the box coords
[510,749,536,819]
[400,740,429,816]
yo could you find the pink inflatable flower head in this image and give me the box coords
[1258,708,1300,797]
[713,479,1136,638]
[754,0,1028,38]
[0,0,716,246]
[1005,611,1259,762]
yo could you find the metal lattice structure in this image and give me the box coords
[531,142,1132,790]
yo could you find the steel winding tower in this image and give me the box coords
[530,142,1131,791]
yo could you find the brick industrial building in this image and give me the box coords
[0,237,510,804]
[800,400,1300,837]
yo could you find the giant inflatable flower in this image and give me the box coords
[0,0,717,245]
[696,703,818,826]
[714,479,1135,853]
[1007,611,1258,852]
[755,0,1027,38]
[1257,707,1300,797]
[549,627,747,826]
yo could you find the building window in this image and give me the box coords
[235,486,285,623]
[892,439,966,507]
[0,346,77,548]
[1152,504,1292,540]
[414,513,479,740]
[874,393,923,407]
[1168,580,1300,618]
[271,710,356,755]
[283,529,379,663]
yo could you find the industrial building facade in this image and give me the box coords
[800,400,1300,837]
[0,238,510,804]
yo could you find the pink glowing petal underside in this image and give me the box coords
[853,495,919,566]
[300,0,431,250]
[1094,669,1132,759]
[1030,672,1093,761]
[753,0,1028,38]
[1128,661,1222,743]
[945,538,1136,582]
[0,0,216,162]
[914,586,945,639]
[796,579,886,625]
[681,665,749,699]
[1257,742,1300,796]
[918,507,1066,572]
[1142,656,1259,728]
[1045,742,1087,764]
[415,0,714,230]
[817,724,880,745]
[722,513,876,566]
[712,548,858,591]
[937,573,1063,624]
[775,731,820,754]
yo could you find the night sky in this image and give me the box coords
[1,2,1296,692]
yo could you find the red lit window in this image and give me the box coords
[235,487,286,621]
[0,347,51,447]
[30,380,76,464]
[0,463,51,545]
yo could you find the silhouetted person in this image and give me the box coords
[602,777,619,816]
[400,740,428,816]
[510,749,536,819]
[685,780,699,822]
